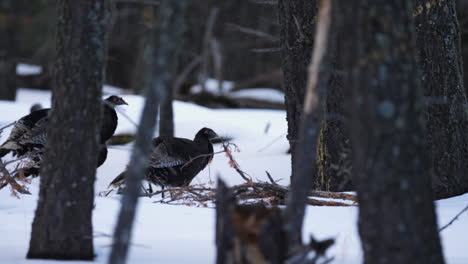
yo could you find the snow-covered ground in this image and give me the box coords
[0,89,466,264]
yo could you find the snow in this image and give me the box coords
[190,78,235,94]
[16,64,42,76]
[0,88,467,264]
[190,78,285,104]
[229,88,285,104]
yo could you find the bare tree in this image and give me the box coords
[27,0,108,260]
[158,0,188,137]
[278,0,317,180]
[339,0,445,263]
[314,1,351,192]
[414,0,468,199]
[284,0,331,248]
[0,0,18,101]
[108,1,188,263]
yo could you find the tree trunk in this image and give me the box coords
[108,1,188,263]
[0,0,18,101]
[414,0,468,199]
[278,0,317,180]
[284,0,331,250]
[27,0,108,260]
[340,1,445,263]
[314,5,352,191]
[158,0,187,137]
[456,0,468,97]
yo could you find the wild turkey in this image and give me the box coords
[16,143,109,178]
[109,127,219,189]
[0,95,127,158]
[0,95,127,177]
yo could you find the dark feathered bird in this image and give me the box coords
[0,95,127,158]
[0,95,127,177]
[109,127,219,189]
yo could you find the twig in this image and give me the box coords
[180,150,226,170]
[439,203,468,232]
[114,107,139,128]
[0,121,16,133]
[265,171,278,185]
[0,159,31,195]
[226,23,277,42]
[307,198,353,207]
[222,142,252,182]
[257,132,287,152]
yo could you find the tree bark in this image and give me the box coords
[340,1,445,263]
[455,0,468,97]
[108,1,188,263]
[158,0,187,137]
[284,0,331,250]
[278,0,317,180]
[0,0,18,101]
[414,0,468,199]
[27,0,108,260]
[314,5,352,191]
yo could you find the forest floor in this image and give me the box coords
[0,87,467,264]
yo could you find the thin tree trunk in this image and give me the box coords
[278,0,317,180]
[108,1,188,263]
[158,0,187,137]
[27,0,108,260]
[284,0,331,249]
[314,5,352,191]
[340,1,445,263]
[414,0,468,199]
[0,0,17,101]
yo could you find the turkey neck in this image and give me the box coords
[101,102,118,143]
[193,134,214,155]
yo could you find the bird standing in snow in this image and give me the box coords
[0,95,128,177]
[109,127,219,191]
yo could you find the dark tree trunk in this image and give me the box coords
[158,0,187,137]
[314,6,352,192]
[278,0,317,180]
[456,0,468,97]
[340,1,445,263]
[27,0,108,260]
[108,1,188,263]
[284,0,331,250]
[414,0,468,199]
[0,0,18,101]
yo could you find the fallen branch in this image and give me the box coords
[0,158,31,196]
[439,203,468,232]
[129,180,356,207]
[222,142,252,182]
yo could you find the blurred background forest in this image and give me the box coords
[2,0,286,108]
[5,0,468,101]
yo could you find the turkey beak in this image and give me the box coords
[209,133,221,142]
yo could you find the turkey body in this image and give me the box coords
[109,127,218,188]
[0,96,127,176]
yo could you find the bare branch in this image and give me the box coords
[439,203,468,232]
[0,121,16,134]
[226,23,278,42]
